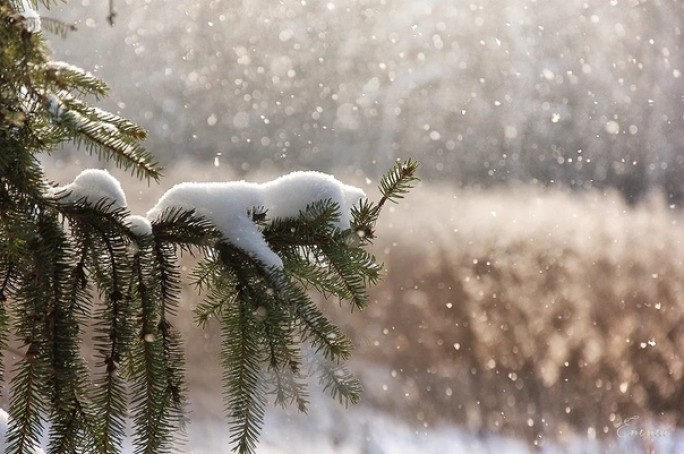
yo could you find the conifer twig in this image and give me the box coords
[377,158,421,210]
[351,158,420,241]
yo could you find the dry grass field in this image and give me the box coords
[342,181,684,448]
[41,159,684,449]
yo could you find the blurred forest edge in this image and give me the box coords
[49,0,684,202]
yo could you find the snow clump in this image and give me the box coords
[47,169,364,269]
[48,169,127,212]
[147,171,365,269]
[124,214,153,237]
[15,0,41,34]
[146,180,280,267]
[262,171,365,229]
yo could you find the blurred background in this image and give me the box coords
[41,0,684,452]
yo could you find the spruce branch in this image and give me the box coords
[351,158,420,240]
[192,260,236,328]
[130,244,184,454]
[318,362,362,408]
[7,347,48,454]
[129,229,189,452]
[44,61,109,99]
[377,157,421,208]
[267,271,353,362]
[92,265,132,453]
[39,17,77,39]
[151,207,218,254]
[149,239,188,418]
[89,236,136,453]
[152,258,187,405]
[0,295,7,398]
[92,357,127,453]
[61,96,148,142]
[0,259,13,401]
[265,200,381,310]
[222,300,267,454]
[45,93,160,182]
[40,214,94,453]
[162,162,416,453]
[53,199,136,453]
[263,327,308,412]
[7,214,58,454]
[5,221,52,451]
[155,318,186,419]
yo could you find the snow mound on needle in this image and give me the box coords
[124,214,153,237]
[46,168,364,268]
[262,171,365,229]
[48,169,127,212]
[146,171,365,269]
[147,180,279,266]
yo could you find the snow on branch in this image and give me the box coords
[262,171,366,230]
[47,168,127,213]
[147,171,365,269]
[48,169,365,269]
[124,214,152,237]
[13,0,41,34]
[44,61,109,98]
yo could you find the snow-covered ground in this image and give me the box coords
[2,396,683,453]
[187,393,684,454]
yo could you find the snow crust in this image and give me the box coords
[146,171,364,269]
[49,169,127,212]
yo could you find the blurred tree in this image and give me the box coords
[0,1,418,453]
[56,0,684,201]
